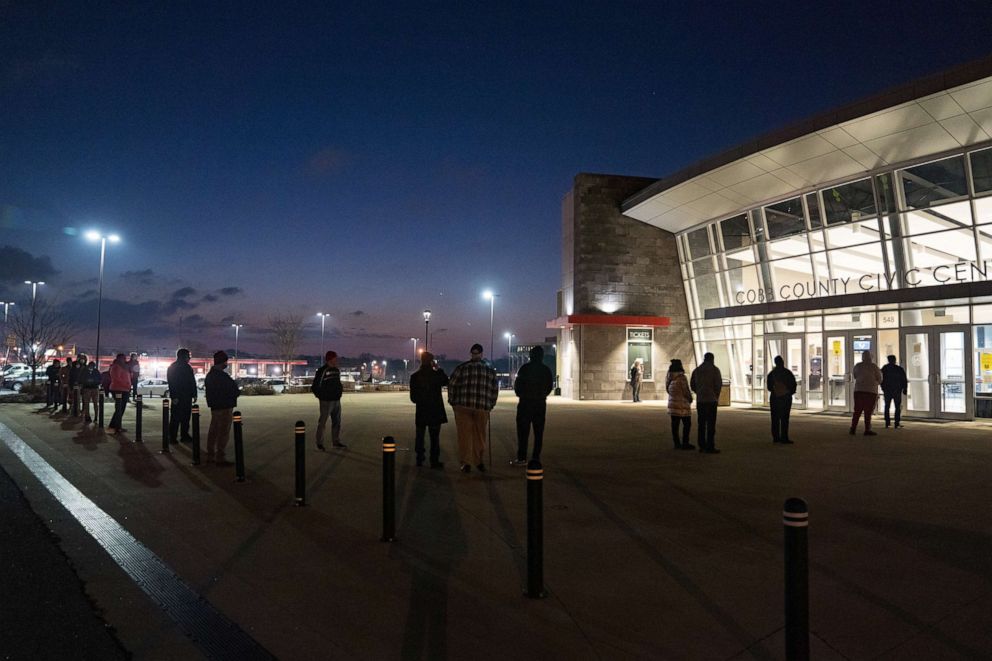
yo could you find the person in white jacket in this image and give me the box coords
[850,351,882,436]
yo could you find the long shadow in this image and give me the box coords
[71,425,108,452]
[561,469,774,660]
[394,465,467,660]
[115,436,165,488]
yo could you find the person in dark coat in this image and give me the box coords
[409,351,449,468]
[127,352,141,398]
[45,359,60,408]
[880,355,908,429]
[204,351,239,464]
[311,350,345,450]
[767,355,797,444]
[690,352,723,453]
[80,355,102,423]
[511,345,554,465]
[167,348,198,444]
[68,356,83,413]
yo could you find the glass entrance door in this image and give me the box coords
[766,334,805,409]
[825,331,877,412]
[902,326,972,419]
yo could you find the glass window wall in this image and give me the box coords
[901,155,968,208]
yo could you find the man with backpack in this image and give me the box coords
[766,355,797,444]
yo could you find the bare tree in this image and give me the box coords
[6,299,75,384]
[268,313,304,378]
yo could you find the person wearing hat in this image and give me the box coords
[167,348,198,444]
[204,350,239,464]
[447,343,498,473]
[409,351,448,468]
[666,359,694,450]
[311,350,346,450]
[511,345,554,465]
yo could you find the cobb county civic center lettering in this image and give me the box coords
[734,259,992,305]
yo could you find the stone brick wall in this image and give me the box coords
[562,173,695,400]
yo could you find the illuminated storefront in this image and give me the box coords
[557,57,992,416]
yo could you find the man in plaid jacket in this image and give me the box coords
[447,343,498,473]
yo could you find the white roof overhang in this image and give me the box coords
[623,57,992,233]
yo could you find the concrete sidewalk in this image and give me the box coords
[2,394,991,659]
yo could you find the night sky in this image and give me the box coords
[3,1,992,361]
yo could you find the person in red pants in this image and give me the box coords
[850,351,882,436]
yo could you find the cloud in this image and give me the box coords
[0,245,59,284]
[200,294,219,303]
[349,310,365,317]
[172,287,197,298]
[120,269,155,286]
[219,287,242,297]
[180,314,209,329]
[306,147,350,176]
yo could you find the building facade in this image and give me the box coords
[554,57,992,419]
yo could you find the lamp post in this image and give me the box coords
[85,231,120,370]
[24,281,45,383]
[0,301,12,369]
[410,337,418,365]
[381,359,388,381]
[482,290,498,362]
[423,309,431,350]
[316,312,330,358]
[231,324,243,376]
[504,331,515,384]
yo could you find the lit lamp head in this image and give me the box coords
[423,309,431,321]
[482,290,493,301]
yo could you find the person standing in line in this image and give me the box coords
[666,359,694,450]
[45,358,60,408]
[311,351,346,450]
[880,355,908,429]
[58,358,71,409]
[630,357,644,402]
[767,355,797,444]
[851,350,883,436]
[167,348,197,444]
[107,353,132,433]
[447,343,498,473]
[80,355,102,424]
[409,351,448,468]
[690,352,723,454]
[127,352,141,398]
[204,351,239,464]
[67,356,83,413]
[511,345,554,465]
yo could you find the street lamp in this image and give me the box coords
[504,331,515,383]
[24,280,45,383]
[423,309,431,350]
[482,290,498,362]
[85,231,120,370]
[316,312,330,357]
[410,337,418,365]
[0,301,13,368]
[231,324,243,376]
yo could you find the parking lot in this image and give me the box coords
[2,392,992,659]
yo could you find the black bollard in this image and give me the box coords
[62,386,68,413]
[71,386,80,417]
[191,404,201,465]
[526,460,546,598]
[233,411,245,482]
[135,394,143,443]
[98,392,105,428]
[381,436,396,542]
[784,498,810,661]
[162,397,172,446]
[294,421,306,506]
[159,397,169,453]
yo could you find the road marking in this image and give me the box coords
[0,422,273,660]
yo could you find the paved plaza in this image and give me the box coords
[2,393,992,660]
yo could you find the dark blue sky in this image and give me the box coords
[3,1,992,360]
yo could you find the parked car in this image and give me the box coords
[262,378,287,393]
[235,377,262,391]
[136,378,170,398]
[2,374,36,392]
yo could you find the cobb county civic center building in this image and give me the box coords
[549,56,992,420]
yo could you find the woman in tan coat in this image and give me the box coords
[666,359,694,450]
